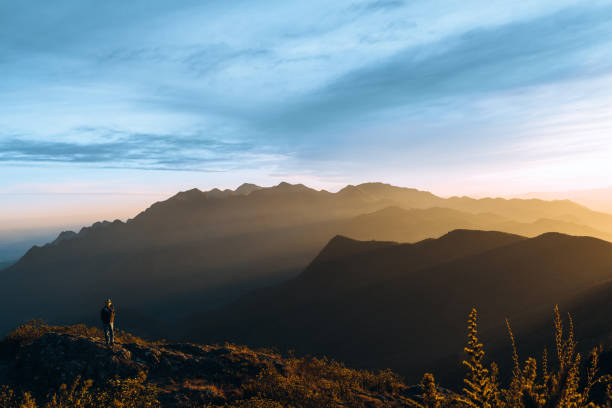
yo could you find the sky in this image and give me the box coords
[2,0,612,231]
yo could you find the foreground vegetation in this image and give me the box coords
[411,307,612,408]
[0,308,610,407]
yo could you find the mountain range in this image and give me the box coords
[2,181,612,350]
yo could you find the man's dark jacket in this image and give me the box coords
[100,305,115,324]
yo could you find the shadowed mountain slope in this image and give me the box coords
[189,230,612,384]
[498,278,612,363]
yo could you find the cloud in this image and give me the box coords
[258,3,612,132]
[0,130,283,171]
[357,0,406,12]
[182,46,273,77]
[95,43,273,78]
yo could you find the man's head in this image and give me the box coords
[106,298,112,306]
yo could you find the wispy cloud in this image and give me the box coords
[356,0,406,12]
[259,3,612,132]
[0,130,285,171]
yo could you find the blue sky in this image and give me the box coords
[2,0,612,228]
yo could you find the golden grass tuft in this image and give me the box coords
[0,373,160,408]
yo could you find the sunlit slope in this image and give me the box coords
[337,206,612,242]
[191,230,612,384]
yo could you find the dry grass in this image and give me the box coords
[0,372,160,408]
[0,318,163,358]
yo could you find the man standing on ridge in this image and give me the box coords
[100,298,115,346]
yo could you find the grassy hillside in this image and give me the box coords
[0,321,413,407]
[0,310,609,407]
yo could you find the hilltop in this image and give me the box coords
[0,321,414,408]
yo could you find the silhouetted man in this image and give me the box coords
[100,298,115,346]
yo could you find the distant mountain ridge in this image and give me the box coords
[39,182,612,247]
